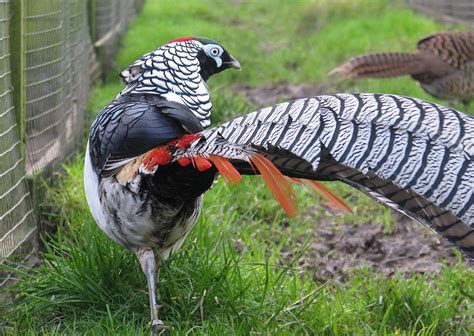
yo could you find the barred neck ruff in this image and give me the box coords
[121,39,212,128]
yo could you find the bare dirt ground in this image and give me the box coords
[295,213,460,282]
[231,82,332,107]
[232,82,464,281]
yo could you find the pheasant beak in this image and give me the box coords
[226,54,241,70]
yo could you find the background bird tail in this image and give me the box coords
[329,52,424,79]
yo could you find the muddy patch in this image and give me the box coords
[231,82,332,108]
[283,214,463,282]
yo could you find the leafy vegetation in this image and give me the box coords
[2,0,472,335]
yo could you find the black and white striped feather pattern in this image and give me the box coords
[180,93,474,260]
[120,40,212,127]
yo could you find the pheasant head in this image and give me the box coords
[119,37,241,128]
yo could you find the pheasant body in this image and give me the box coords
[420,62,474,104]
[85,149,209,256]
[330,32,474,106]
[86,92,217,254]
[85,37,242,333]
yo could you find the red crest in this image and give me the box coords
[166,37,195,45]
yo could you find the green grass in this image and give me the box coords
[2,0,473,335]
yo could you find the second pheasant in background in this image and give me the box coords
[330,32,474,109]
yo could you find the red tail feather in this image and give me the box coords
[209,155,242,185]
[192,156,213,171]
[143,147,172,171]
[295,178,352,213]
[250,154,297,216]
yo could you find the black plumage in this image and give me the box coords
[89,94,199,177]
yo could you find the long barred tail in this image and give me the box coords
[329,52,425,79]
[182,94,474,261]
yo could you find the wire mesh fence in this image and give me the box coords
[66,0,91,154]
[1,0,145,279]
[406,0,474,27]
[0,0,36,283]
[23,0,102,175]
[92,0,137,76]
[24,0,69,174]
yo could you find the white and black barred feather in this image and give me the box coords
[180,93,474,260]
[120,39,212,127]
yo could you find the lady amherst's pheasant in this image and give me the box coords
[85,37,473,334]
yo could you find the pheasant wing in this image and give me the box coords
[417,31,474,69]
[88,94,201,177]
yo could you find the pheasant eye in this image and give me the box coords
[210,48,220,56]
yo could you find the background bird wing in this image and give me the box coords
[417,31,474,69]
[88,94,202,177]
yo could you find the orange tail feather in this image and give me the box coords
[209,155,242,185]
[250,154,297,216]
[192,156,213,171]
[295,178,352,213]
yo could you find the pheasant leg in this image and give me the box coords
[137,248,166,335]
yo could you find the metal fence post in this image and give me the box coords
[10,0,26,157]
